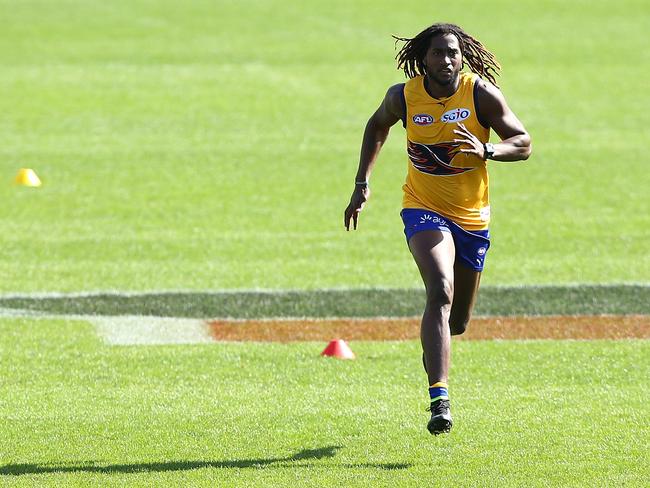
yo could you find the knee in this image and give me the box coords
[425,278,454,309]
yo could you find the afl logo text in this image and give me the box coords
[441,108,471,123]
[412,114,434,126]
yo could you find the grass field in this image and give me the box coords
[1,319,649,486]
[1,0,649,486]
[2,0,649,291]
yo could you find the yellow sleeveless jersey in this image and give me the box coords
[402,72,490,230]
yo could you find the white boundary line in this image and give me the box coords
[0,283,648,299]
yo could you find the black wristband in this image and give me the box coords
[355,180,369,187]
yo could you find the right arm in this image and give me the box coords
[344,84,404,231]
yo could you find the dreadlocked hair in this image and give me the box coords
[393,23,501,86]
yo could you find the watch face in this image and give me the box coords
[484,143,494,159]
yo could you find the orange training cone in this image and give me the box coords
[15,168,42,187]
[321,339,355,360]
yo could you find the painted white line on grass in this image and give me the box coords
[1,283,648,299]
[0,308,211,345]
[90,316,211,345]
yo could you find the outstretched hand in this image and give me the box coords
[453,123,486,159]
[344,185,370,231]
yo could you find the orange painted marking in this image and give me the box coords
[206,315,650,342]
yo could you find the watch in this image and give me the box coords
[483,142,495,160]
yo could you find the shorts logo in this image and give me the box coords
[412,114,434,126]
[419,213,447,225]
[477,247,487,256]
[441,108,471,123]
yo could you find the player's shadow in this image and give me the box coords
[0,446,410,476]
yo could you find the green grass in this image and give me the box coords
[1,1,649,486]
[1,318,648,486]
[1,0,649,292]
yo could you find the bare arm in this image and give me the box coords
[344,84,404,230]
[454,79,532,162]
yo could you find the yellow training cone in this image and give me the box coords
[15,168,42,187]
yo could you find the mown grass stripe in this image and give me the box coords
[0,285,648,318]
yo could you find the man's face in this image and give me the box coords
[423,34,462,86]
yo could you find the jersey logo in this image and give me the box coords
[412,114,434,125]
[407,140,474,176]
[441,108,471,123]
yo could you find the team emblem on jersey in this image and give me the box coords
[412,113,434,125]
[441,108,471,123]
[407,140,474,176]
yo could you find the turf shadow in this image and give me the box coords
[0,446,349,476]
[1,285,649,317]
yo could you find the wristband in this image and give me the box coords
[355,180,369,187]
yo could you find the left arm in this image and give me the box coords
[454,79,532,161]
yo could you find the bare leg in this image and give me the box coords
[449,261,482,335]
[408,230,455,385]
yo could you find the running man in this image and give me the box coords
[344,23,532,435]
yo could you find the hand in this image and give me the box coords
[453,123,486,159]
[344,185,370,231]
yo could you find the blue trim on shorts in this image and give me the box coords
[400,208,491,271]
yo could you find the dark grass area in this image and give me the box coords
[0,285,648,318]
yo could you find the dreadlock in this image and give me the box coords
[393,23,501,86]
